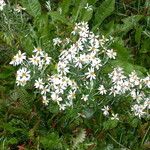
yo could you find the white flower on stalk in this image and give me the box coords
[10,50,26,66]
[34,78,44,89]
[53,37,62,46]
[98,85,107,95]
[101,105,110,116]
[84,3,93,11]
[111,113,119,120]
[0,0,6,11]
[106,49,116,59]
[16,67,30,86]
[81,95,89,102]
[85,68,96,81]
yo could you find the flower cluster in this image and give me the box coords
[10,22,149,119]
[109,67,150,118]
[0,0,6,11]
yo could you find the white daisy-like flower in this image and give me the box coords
[34,78,44,89]
[84,3,93,11]
[42,95,49,105]
[10,50,26,66]
[85,68,96,81]
[41,85,50,95]
[101,105,110,116]
[16,67,30,86]
[106,49,116,59]
[81,94,89,102]
[98,85,107,95]
[111,113,119,120]
[33,47,44,56]
[14,4,26,12]
[131,104,146,118]
[53,37,62,46]
[28,55,41,66]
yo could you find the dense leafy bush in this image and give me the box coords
[0,0,149,149]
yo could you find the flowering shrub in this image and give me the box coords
[1,0,150,149]
[10,22,150,119]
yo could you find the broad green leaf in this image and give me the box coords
[20,0,41,18]
[93,0,115,30]
[81,9,93,22]
[114,15,143,35]
[60,0,71,16]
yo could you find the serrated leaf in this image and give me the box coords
[93,0,115,30]
[20,0,41,18]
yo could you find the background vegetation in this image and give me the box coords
[0,0,149,149]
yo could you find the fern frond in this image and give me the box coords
[72,128,86,150]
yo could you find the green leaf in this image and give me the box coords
[20,0,41,18]
[81,9,93,22]
[114,15,143,35]
[93,0,115,30]
[0,66,15,79]
[60,0,71,16]
[103,119,118,130]
[49,11,71,25]
[135,26,142,45]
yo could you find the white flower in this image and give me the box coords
[111,113,119,120]
[41,85,50,95]
[84,3,93,11]
[29,55,41,66]
[42,95,49,105]
[67,90,76,100]
[98,85,107,95]
[106,49,116,59]
[129,71,141,87]
[85,68,96,81]
[0,0,6,11]
[57,61,69,75]
[14,4,26,12]
[81,95,89,102]
[33,47,44,56]
[34,78,44,89]
[53,37,62,46]
[43,53,51,65]
[51,92,62,102]
[16,67,30,86]
[143,75,150,88]
[131,104,146,118]
[101,106,110,116]
[10,50,26,66]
